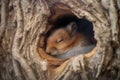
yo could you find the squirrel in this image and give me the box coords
[46,22,96,59]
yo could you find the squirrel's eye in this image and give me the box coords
[57,38,63,43]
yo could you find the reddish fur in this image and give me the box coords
[46,25,92,56]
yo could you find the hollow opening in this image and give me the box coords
[45,15,97,60]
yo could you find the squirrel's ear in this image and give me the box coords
[66,22,77,34]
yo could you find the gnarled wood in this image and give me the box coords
[0,0,120,80]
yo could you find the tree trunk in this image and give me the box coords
[0,0,120,80]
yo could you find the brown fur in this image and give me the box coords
[46,22,95,59]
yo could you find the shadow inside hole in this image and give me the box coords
[45,15,97,59]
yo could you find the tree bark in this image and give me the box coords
[0,0,120,80]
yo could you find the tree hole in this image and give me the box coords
[45,15,97,60]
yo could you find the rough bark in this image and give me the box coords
[0,0,120,80]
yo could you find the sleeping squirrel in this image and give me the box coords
[46,22,95,59]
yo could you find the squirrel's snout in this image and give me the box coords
[46,47,58,55]
[46,48,50,53]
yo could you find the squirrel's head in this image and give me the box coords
[46,22,77,55]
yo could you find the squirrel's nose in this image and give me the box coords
[46,47,57,54]
[46,48,50,53]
